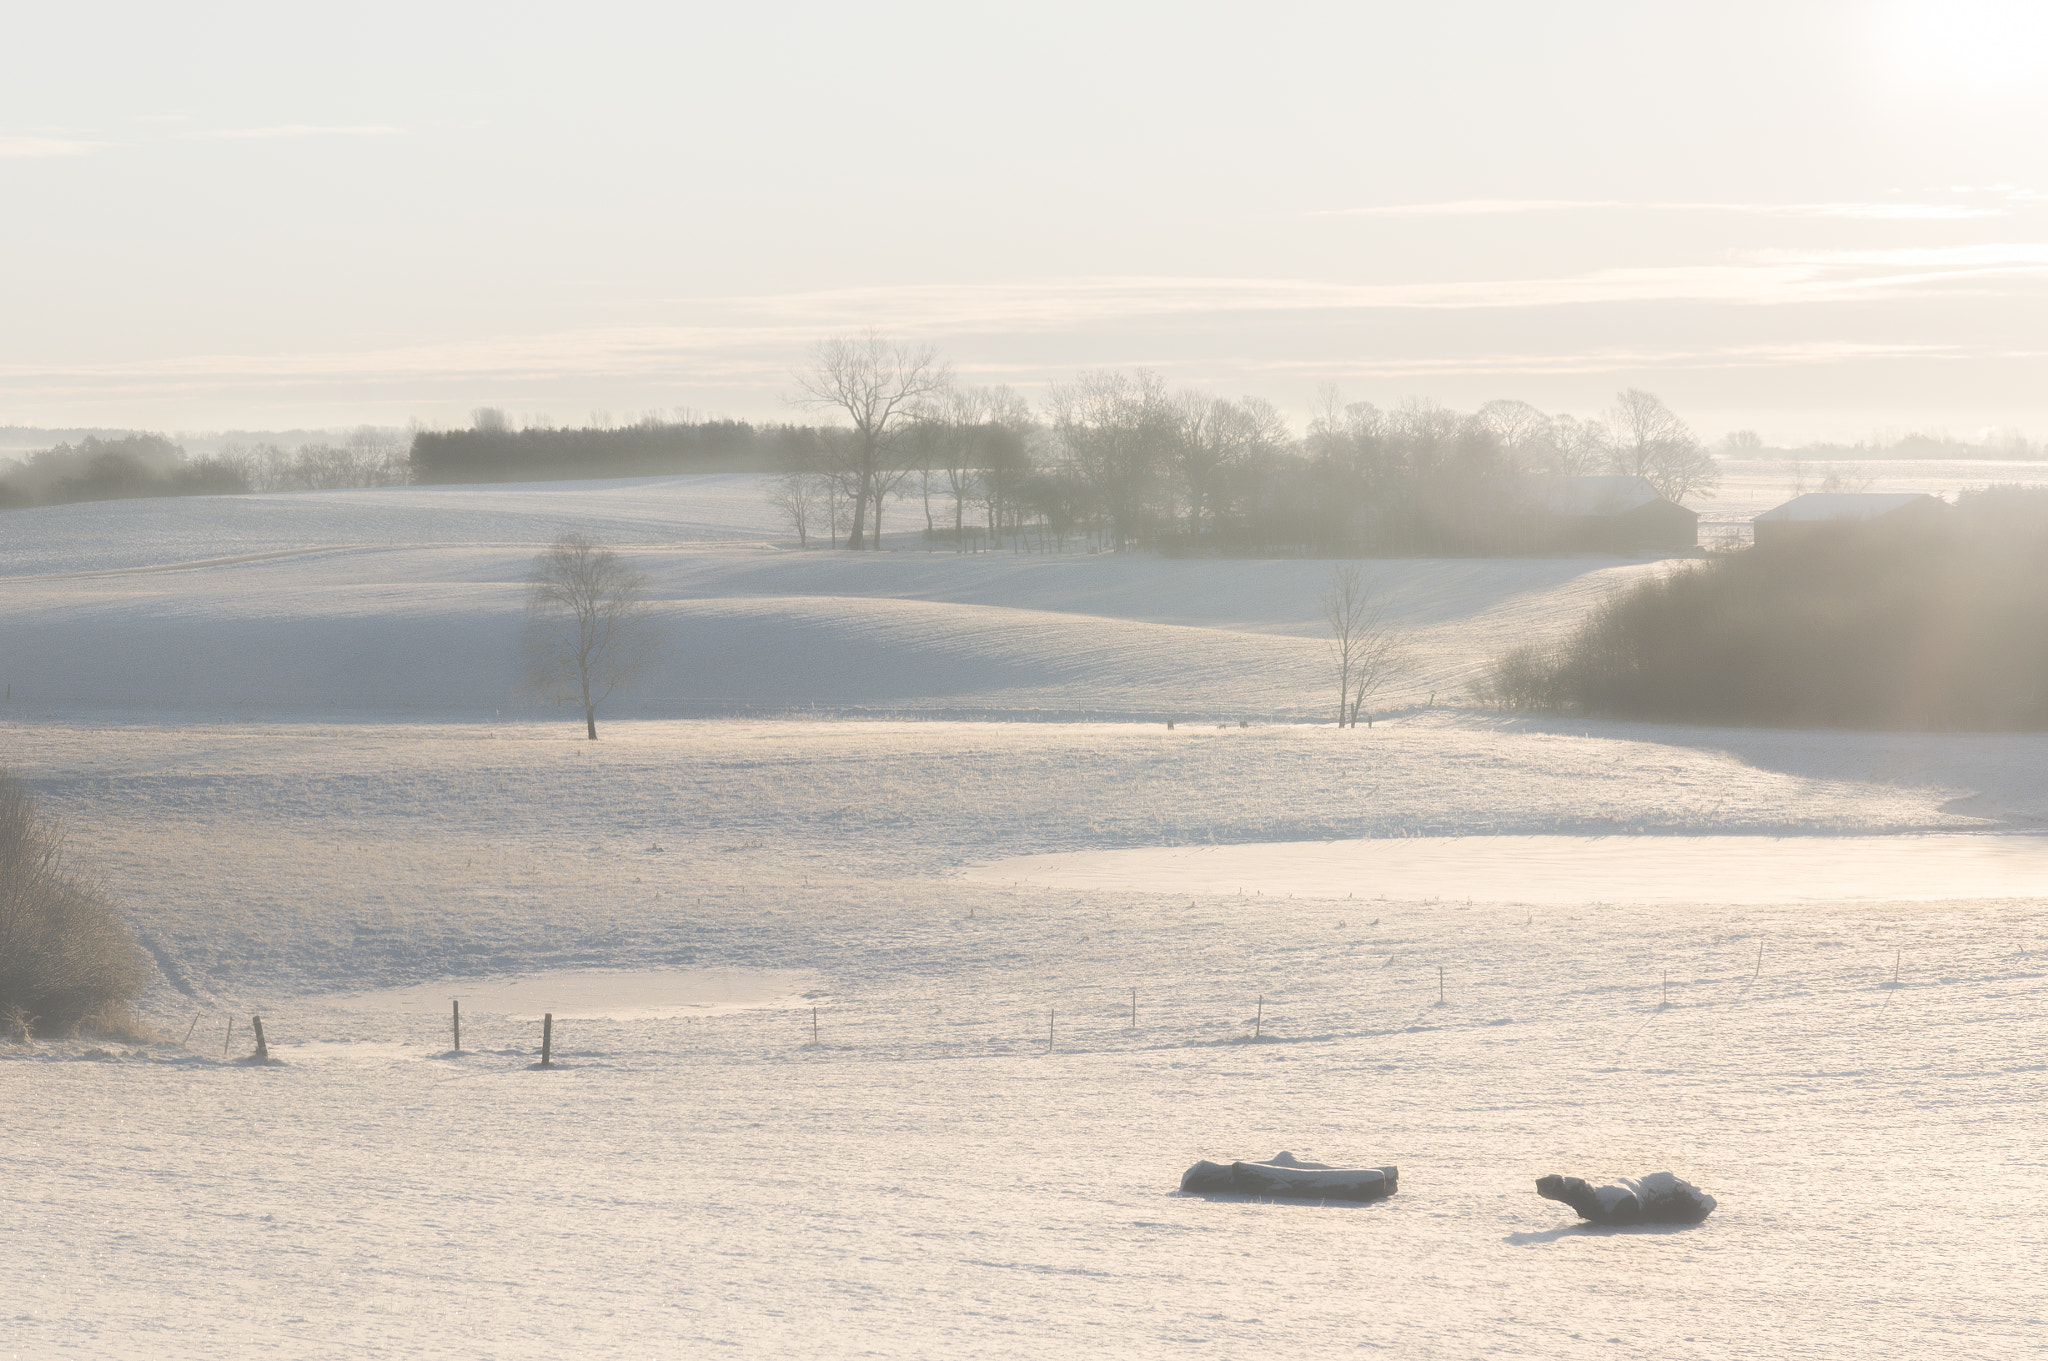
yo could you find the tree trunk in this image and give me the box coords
[586,707,598,740]
[847,480,869,549]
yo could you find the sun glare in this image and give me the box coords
[1878,0,2048,92]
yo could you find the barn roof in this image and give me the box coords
[1753,492,1945,523]
[1520,475,1673,516]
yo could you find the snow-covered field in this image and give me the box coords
[3,470,2045,1358]
[0,473,1675,720]
[9,461,2040,724]
[971,831,2048,903]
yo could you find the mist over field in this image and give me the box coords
[6,2,2047,1358]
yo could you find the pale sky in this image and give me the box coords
[4,0,2046,442]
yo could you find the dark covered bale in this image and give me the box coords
[1536,1172,1716,1225]
[1181,1152,1396,1201]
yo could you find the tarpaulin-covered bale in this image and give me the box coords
[1180,1152,1396,1201]
[1535,1172,1716,1225]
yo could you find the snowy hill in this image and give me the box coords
[7,471,2048,1360]
[0,473,1674,719]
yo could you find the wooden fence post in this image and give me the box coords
[452,1000,461,1054]
[540,1012,553,1067]
[1255,996,1263,1039]
[251,1017,268,1062]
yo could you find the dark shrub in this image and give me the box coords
[9,433,249,506]
[0,769,150,1036]
[1481,489,2048,729]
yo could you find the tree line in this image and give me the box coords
[0,429,414,508]
[776,333,1720,555]
[408,411,812,484]
[0,435,248,509]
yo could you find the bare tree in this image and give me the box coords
[523,532,659,740]
[1320,564,1403,728]
[807,428,861,546]
[870,461,916,547]
[1605,389,1719,503]
[1047,369,1171,549]
[1544,414,1610,476]
[899,413,947,545]
[1477,399,1552,464]
[792,331,949,549]
[938,386,986,550]
[979,421,1035,549]
[1719,429,1765,457]
[766,470,825,547]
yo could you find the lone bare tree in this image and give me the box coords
[523,532,659,739]
[793,331,949,549]
[1320,563,1403,727]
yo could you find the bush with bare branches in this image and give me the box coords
[0,769,149,1037]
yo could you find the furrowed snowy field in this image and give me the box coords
[3,467,2046,1358]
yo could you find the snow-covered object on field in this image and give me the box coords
[1536,1172,1716,1224]
[1181,1152,1397,1201]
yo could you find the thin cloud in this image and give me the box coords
[0,136,103,159]
[1324,199,2008,221]
[719,251,2047,331]
[1744,243,2048,268]
[184,125,402,141]
[4,251,2041,396]
[1329,199,1631,217]
[1240,341,1973,379]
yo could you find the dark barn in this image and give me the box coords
[1519,475,1699,553]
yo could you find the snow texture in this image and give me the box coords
[969,832,2048,904]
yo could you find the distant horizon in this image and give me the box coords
[2,396,2044,457]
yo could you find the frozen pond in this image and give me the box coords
[967,832,2048,904]
[336,967,821,1020]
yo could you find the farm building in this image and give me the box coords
[1517,475,1699,553]
[1751,492,1948,549]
